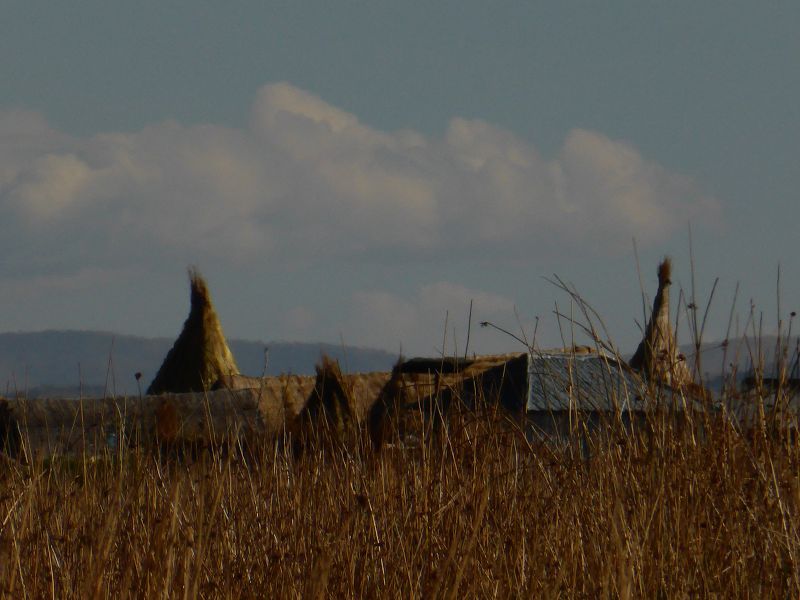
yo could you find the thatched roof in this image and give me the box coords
[215,373,318,418]
[629,258,692,387]
[344,371,393,419]
[298,356,357,439]
[389,353,528,403]
[398,353,526,376]
[0,395,156,460]
[214,372,389,420]
[0,387,313,460]
[147,269,239,394]
[287,356,391,449]
[368,353,531,450]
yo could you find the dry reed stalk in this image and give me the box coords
[1,344,799,597]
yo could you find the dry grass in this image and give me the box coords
[0,393,798,598]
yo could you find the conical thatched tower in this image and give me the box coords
[629,258,692,388]
[147,269,239,394]
[300,355,357,439]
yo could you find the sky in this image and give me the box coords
[1,2,798,358]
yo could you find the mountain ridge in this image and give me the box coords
[0,330,398,397]
[3,330,795,398]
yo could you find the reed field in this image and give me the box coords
[1,395,798,599]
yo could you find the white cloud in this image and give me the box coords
[0,82,721,279]
[8,153,93,220]
[553,129,715,248]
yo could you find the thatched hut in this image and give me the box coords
[0,384,320,461]
[0,394,156,461]
[147,269,239,395]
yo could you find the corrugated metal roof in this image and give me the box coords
[527,353,690,413]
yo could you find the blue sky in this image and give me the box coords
[1,2,798,357]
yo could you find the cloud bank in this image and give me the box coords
[0,83,720,280]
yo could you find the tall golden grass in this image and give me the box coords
[1,392,798,598]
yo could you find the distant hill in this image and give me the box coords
[5,330,794,398]
[679,334,800,389]
[0,331,398,397]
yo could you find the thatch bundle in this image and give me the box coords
[289,356,391,449]
[296,356,358,440]
[366,368,464,451]
[629,258,693,388]
[148,269,239,394]
[368,353,531,450]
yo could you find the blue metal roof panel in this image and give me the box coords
[527,354,683,412]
